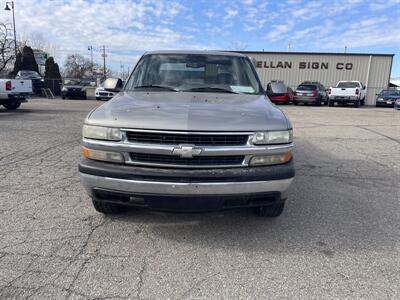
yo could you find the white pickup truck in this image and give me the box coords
[0,79,32,110]
[328,81,366,107]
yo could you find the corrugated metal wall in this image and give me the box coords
[242,52,393,105]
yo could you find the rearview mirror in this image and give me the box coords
[103,78,123,92]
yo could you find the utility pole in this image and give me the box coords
[88,46,93,78]
[101,45,107,79]
[344,45,347,53]
[4,1,17,60]
[287,41,292,52]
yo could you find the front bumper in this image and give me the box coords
[62,90,86,98]
[376,100,395,107]
[79,158,295,211]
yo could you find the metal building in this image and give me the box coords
[241,51,394,105]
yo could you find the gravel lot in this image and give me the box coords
[0,98,399,299]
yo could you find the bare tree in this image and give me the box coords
[229,41,248,51]
[63,54,94,78]
[0,23,15,73]
[19,32,59,57]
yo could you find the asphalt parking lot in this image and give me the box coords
[0,98,399,299]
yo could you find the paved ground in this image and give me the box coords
[0,98,399,299]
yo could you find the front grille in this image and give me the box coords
[126,131,248,146]
[130,153,244,166]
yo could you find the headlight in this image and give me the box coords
[82,147,124,163]
[249,152,292,166]
[62,87,67,92]
[82,125,122,141]
[377,97,384,101]
[396,99,400,104]
[252,130,293,145]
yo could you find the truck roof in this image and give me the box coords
[143,50,247,57]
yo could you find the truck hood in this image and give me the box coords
[87,91,290,131]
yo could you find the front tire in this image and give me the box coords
[92,200,127,214]
[328,100,334,107]
[3,100,21,110]
[255,202,285,218]
[293,101,298,105]
[361,98,365,106]
[354,99,360,108]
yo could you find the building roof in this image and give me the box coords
[239,51,394,57]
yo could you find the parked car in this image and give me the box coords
[375,89,400,107]
[79,51,295,217]
[0,78,32,110]
[265,80,294,104]
[95,78,124,101]
[61,79,87,99]
[328,81,366,107]
[15,70,44,96]
[395,99,400,110]
[293,82,328,105]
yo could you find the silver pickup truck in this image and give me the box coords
[79,51,295,217]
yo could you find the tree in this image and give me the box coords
[63,54,93,78]
[0,23,14,73]
[19,32,58,58]
[44,57,62,95]
[12,45,39,75]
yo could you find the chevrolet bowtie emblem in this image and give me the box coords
[172,145,202,158]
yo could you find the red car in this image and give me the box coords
[265,81,294,104]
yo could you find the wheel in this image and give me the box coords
[315,98,322,106]
[328,100,334,107]
[361,98,365,106]
[92,200,127,214]
[354,99,360,108]
[82,94,87,100]
[293,101,298,105]
[3,100,21,110]
[96,97,101,101]
[62,95,66,99]
[255,202,285,218]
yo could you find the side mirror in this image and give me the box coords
[265,90,273,96]
[363,86,366,90]
[103,78,123,92]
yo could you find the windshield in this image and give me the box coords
[337,82,360,88]
[297,85,317,91]
[64,79,81,85]
[125,54,262,94]
[16,70,41,78]
[380,90,400,96]
[269,82,286,93]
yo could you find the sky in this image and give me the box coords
[1,0,399,77]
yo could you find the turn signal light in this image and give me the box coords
[249,152,293,166]
[82,147,124,163]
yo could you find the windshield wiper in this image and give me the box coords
[134,85,179,92]
[183,87,238,94]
